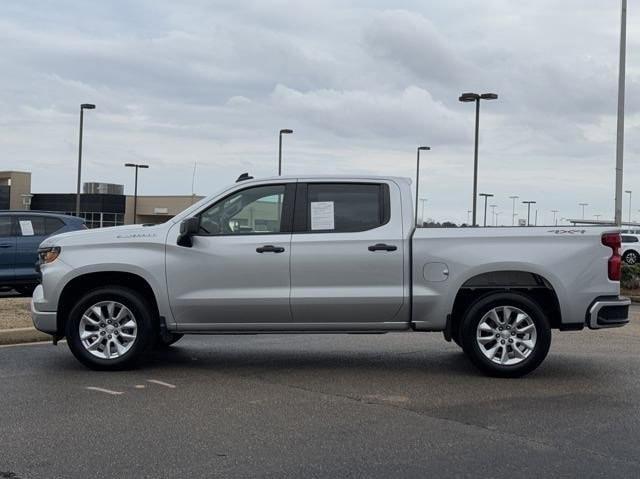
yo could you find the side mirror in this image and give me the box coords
[177,217,200,247]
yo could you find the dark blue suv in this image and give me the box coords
[0,211,85,295]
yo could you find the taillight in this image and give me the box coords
[602,233,621,281]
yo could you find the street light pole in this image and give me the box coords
[579,203,589,220]
[415,146,431,227]
[614,0,627,226]
[625,190,632,224]
[278,129,293,176]
[522,201,536,226]
[125,163,149,224]
[459,92,498,226]
[509,195,519,226]
[420,199,428,225]
[479,193,494,227]
[490,204,497,226]
[76,103,96,217]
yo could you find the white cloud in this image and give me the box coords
[0,0,637,224]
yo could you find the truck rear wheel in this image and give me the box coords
[65,286,155,370]
[460,292,551,378]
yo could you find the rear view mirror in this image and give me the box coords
[177,217,200,247]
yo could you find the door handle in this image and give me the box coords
[256,245,285,253]
[0,243,12,248]
[368,243,397,252]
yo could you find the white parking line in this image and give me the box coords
[147,379,176,389]
[86,387,124,396]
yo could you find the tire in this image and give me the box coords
[460,292,551,378]
[155,333,184,349]
[65,286,155,370]
[623,250,639,265]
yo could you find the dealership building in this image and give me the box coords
[1,171,203,228]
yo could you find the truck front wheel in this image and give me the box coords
[65,286,155,370]
[460,292,551,378]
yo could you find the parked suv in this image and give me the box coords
[0,211,85,294]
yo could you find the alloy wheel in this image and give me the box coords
[79,301,138,359]
[476,305,537,366]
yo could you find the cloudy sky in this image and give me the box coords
[1,0,638,224]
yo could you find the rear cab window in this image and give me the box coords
[294,182,390,233]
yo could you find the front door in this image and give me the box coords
[166,183,295,329]
[0,216,16,285]
[289,181,406,326]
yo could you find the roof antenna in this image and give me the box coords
[236,172,253,182]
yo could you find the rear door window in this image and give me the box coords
[296,183,389,233]
[0,217,12,237]
[17,216,47,236]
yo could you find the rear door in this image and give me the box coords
[0,216,16,284]
[289,181,405,326]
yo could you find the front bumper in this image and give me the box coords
[31,284,57,334]
[587,296,631,329]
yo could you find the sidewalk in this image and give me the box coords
[0,297,50,345]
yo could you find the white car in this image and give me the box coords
[622,234,640,265]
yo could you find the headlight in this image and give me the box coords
[38,246,61,264]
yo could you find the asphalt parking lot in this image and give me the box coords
[2,309,640,478]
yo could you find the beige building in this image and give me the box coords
[0,171,32,209]
[125,195,204,225]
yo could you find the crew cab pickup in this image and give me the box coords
[31,175,630,376]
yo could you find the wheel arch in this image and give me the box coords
[447,270,563,342]
[57,271,160,336]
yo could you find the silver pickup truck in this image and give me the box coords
[31,175,630,377]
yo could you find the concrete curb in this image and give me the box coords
[0,327,51,346]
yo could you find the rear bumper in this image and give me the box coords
[587,296,631,329]
[31,284,57,334]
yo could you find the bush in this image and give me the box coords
[621,264,640,289]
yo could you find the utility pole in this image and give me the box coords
[76,103,96,216]
[509,195,519,226]
[614,0,627,226]
[579,203,589,220]
[522,201,536,226]
[415,146,431,227]
[459,92,498,226]
[479,193,494,227]
[490,204,497,227]
[125,163,149,224]
[278,129,293,176]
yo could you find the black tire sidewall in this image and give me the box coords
[66,286,155,370]
[624,251,638,265]
[461,292,552,378]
